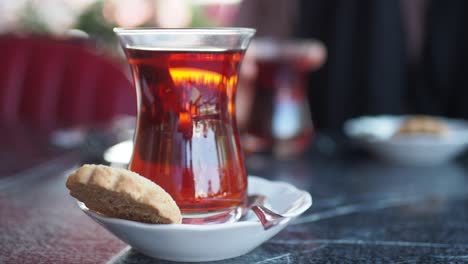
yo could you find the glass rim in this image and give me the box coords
[113,27,256,35]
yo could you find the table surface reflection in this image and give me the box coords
[2,130,468,263]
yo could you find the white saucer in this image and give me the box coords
[77,176,312,262]
[344,115,468,165]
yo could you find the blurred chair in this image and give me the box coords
[0,35,136,129]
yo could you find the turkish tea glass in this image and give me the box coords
[115,28,255,223]
[240,39,315,158]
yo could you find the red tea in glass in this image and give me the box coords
[115,28,255,220]
[241,39,314,157]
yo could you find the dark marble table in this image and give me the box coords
[2,130,468,263]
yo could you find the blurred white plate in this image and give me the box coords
[77,176,312,262]
[103,140,132,167]
[344,115,468,165]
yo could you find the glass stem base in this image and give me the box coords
[182,207,243,225]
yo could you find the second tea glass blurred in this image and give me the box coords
[238,39,315,158]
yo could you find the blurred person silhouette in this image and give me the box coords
[235,0,468,130]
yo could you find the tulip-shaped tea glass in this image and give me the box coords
[115,28,255,223]
[241,39,315,158]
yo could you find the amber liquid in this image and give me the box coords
[244,57,314,156]
[125,47,247,214]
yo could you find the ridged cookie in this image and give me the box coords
[66,164,182,224]
[395,116,448,136]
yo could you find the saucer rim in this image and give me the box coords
[77,175,312,231]
[344,115,468,146]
